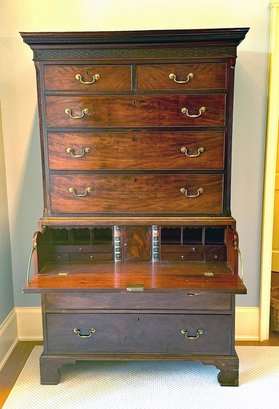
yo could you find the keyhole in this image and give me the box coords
[131,135,137,142]
[137,317,140,322]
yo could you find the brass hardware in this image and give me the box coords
[180,187,204,198]
[186,293,200,297]
[75,73,100,84]
[213,255,219,260]
[69,187,93,197]
[65,108,89,119]
[126,283,145,292]
[66,147,91,158]
[204,272,214,277]
[181,329,204,340]
[181,255,185,260]
[58,272,68,276]
[181,106,206,118]
[169,72,194,84]
[73,328,96,338]
[180,146,205,157]
[192,247,197,252]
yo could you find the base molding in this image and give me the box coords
[0,309,18,371]
[15,306,260,341]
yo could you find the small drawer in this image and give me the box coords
[161,252,204,262]
[49,174,224,215]
[44,65,132,91]
[45,94,225,128]
[205,253,227,262]
[45,313,232,354]
[47,131,225,171]
[161,245,205,253]
[137,63,226,90]
[44,293,232,311]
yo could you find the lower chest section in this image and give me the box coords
[43,293,234,356]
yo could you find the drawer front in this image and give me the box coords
[49,174,223,214]
[45,95,225,128]
[45,313,232,354]
[137,63,226,90]
[47,131,225,171]
[45,293,232,311]
[44,65,132,91]
[161,252,204,262]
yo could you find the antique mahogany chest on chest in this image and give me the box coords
[21,28,248,386]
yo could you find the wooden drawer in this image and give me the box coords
[44,293,232,311]
[45,313,232,354]
[161,252,204,262]
[137,63,226,90]
[44,65,132,91]
[49,174,223,214]
[45,94,225,128]
[47,131,225,171]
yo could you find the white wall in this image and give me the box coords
[0,0,270,308]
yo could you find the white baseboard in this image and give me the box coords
[16,307,43,341]
[235,307,260,341]
[15,306,260,341]
[0,309,18,371]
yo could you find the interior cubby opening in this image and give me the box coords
[161,227,182,245]
[183,227,203,245]
[49,228,69,244]
[93,228,113,244]
[205,227,225,244]
[71,228,91,244]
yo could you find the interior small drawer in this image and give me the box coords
[45,313,232,354]
[137,63,226,90]
[44,64,132,91]
[161,252,204,262]
[49,173,224,215]
[44,292,232,311]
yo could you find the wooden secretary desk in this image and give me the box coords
[21,28,248,386]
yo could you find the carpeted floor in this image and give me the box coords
[3,346,279,409]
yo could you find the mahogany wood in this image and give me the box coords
[44,65,132,91]
[21,29,248,386]
[47,131,225,171]
[45,313,232,354]
[49,174,224,215]
[45,94,226,128]
[137,63,226,90]
[44,292,232,311]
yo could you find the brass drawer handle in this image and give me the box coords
[69,187,93,197]
[180,146,205,157]
[181,106,206,118]
[66,147,91,158]
[180,187,204,198]
[181,329,203,340]
[65,108,89,119]
[169,72,194,84]
[73,327,96,338]
[75,73,100,84]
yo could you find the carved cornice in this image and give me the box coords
[20,28,249,47]
[33,45,236,60]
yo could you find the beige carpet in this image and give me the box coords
[3,346,279,409]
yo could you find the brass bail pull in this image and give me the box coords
[181,106,206,118]
[73,328,96,338]
[181,329,204,340]
[180,187,204,198]
[169,72,194,84]
[75,73,100,85]
[65,108,89,119]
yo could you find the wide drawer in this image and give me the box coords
[45,313,232,354]
[44,293,232,311]
[47,131,225,171]
[44,65,132,91]
[49,174,224,214]
[45,94,225,128]
[137,63,226,90]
